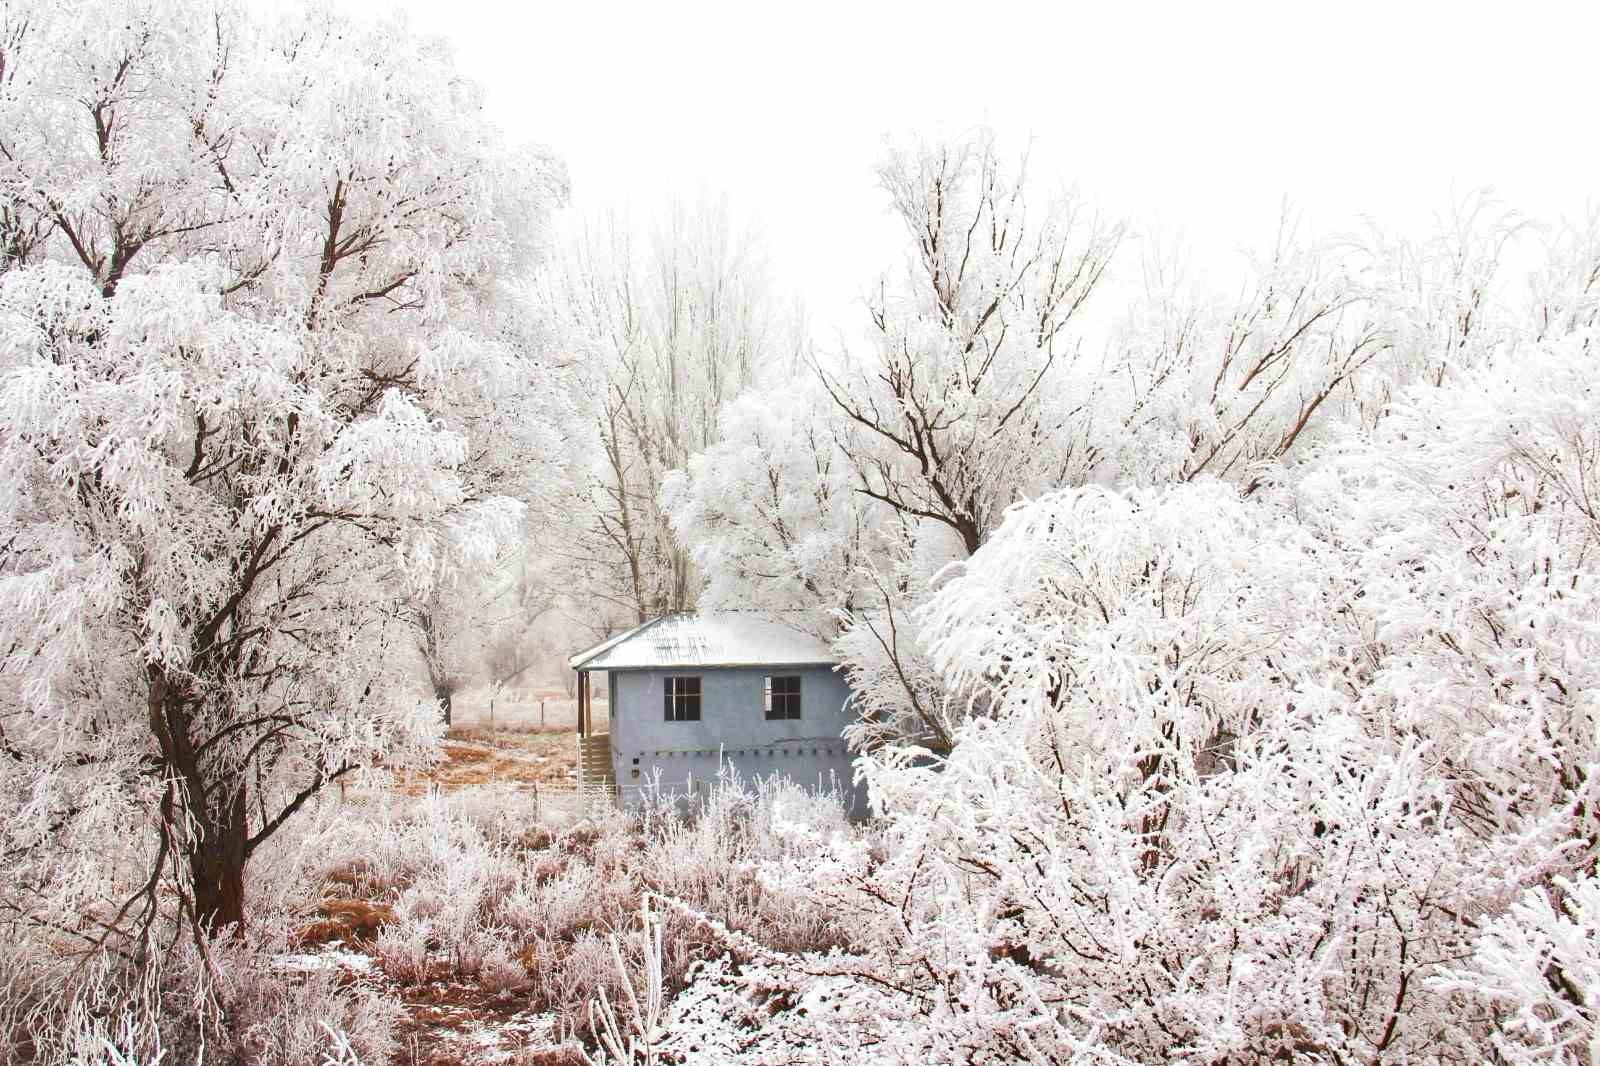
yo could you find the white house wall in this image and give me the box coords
[608,665,866,818]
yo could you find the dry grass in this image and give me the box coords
[294,898,397,949]
[388,688,611,795]
[275,693,856,1065]
[397,733,578,793]
[505,1050,587,1066]
[391,976,553,1066]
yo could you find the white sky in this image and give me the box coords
[341,0,1599,336]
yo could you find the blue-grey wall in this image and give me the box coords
[605,665,866,818]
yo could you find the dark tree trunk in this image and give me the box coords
[435,682,453,726]
[189,787,249,932]
[149,662,251,933]
[955,513,982,558]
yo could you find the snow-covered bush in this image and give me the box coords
[2,913,404,1066]
[649,177,1600,1063]
[1434,874,1600,1063]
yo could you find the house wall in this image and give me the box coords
[607,665,866,818]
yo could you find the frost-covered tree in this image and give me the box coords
[670,130,1127,746]
[1106,227,1391,490]
[669,134,1492,750]
[653,212,1600,1064]
[662,379,881,634]
[478,551,563,714]
[819,129,1122,556]
[544,201,803,629]
[0,0,567,948]
[407,540,531,727]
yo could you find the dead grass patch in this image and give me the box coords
[295,898,396,948]
[397,734,578,794]
[392,977,555,1066]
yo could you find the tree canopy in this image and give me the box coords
[0,0,570,942]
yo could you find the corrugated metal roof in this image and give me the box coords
[568,612,838,672]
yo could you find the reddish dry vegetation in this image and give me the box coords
[394,975,563,1066]
[296,740,598,1063]
[295,898,397,950]
[397,729,579,794]
[295,901,556,1065]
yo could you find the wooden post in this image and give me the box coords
[540,699,546,728]
[582,669,595,736]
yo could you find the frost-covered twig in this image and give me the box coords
[586,899,666,1066]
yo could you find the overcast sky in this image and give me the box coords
[342,0,1599,336]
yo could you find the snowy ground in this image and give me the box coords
[278,937,581,1065]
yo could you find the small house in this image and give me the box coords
[567,612,866,817]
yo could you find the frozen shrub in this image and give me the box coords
[479,946,530,995]
[748,778,850,845]
[553,930,635,1032]
[631,775,859,959]
[535,863,603,942]
[397,881,447,922]
[500,886,546,945]
[453,924,500,979]
[590,821,644,874]
[374,917,432,985]
[223,969,402,1066]
[518,825,558,853]
[474,851,525,926]
[557,822,605,862]
[521,940,560,1006]
[524,848,569,885]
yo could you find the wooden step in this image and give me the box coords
[576,733,616,792]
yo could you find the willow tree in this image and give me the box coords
[0,0,567,940]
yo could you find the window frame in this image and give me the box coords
[764,674,802,721]
[663,675,701,722]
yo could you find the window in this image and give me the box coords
[664,676,701,722]
[764,675,801,720]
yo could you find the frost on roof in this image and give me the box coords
[570,612,836,671]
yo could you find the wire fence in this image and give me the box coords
[334,774,619,828]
